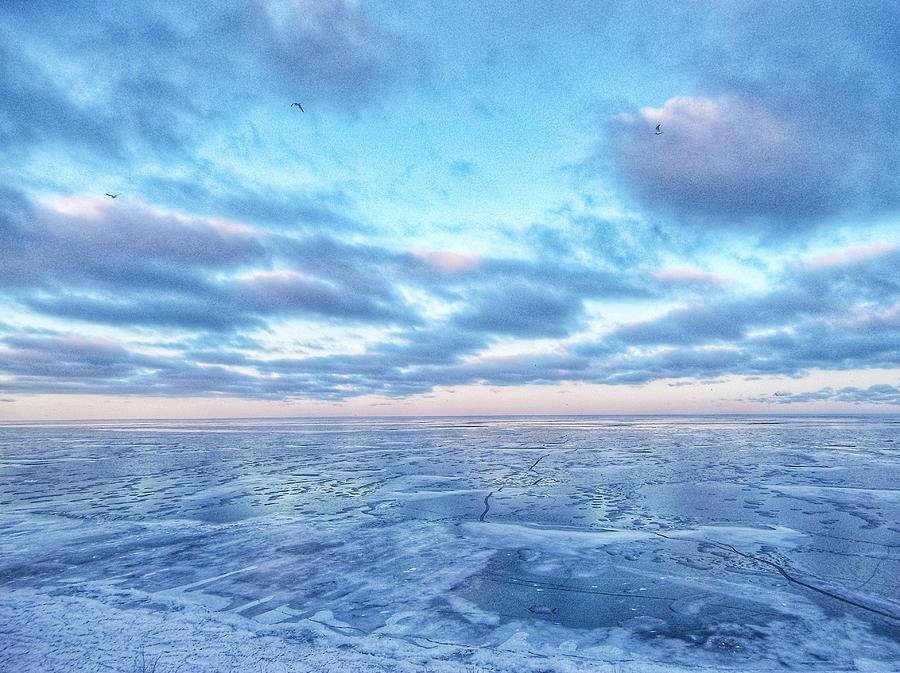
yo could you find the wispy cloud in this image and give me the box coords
[747,384,900,406]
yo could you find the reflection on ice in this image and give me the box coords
[0,415,898,672]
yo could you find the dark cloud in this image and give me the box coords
[568,245,900,384]
[396,243,659,308]
[249,0,424,105]
[277,236,399,300]
[371,328,488,366]
[0,335,163,380]
[454,283,584,338]
[3,197,898,404]
[418,352,592,388]
[230,270,414,324]
[743,321,900,373]
[24,294,261,331]
[480,259,653,300]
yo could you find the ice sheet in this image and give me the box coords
[1,415,898,671]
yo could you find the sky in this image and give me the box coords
[1,0,899,419]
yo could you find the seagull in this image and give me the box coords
[654,124,663,136]
[105,193,119,199]
[291,102,304,112]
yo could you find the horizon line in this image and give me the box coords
[3,411,899,424]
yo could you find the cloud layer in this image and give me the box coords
[2,226,899,401]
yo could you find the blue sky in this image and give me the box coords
[1,0,899,418]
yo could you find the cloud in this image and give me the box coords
[140,174,366,233]
[523,206,672,272]
[371,327,487,366]
[800,243,897,270]
[0,0,423,161]
[610,96,854,223]
[2,276,899,398]
[609,289,815,346]
[610,245,900,348]
[651,267,730,289]
[1,193,266,290]
[397,241,658,306]
[1,194,257,327]
[230,270,413,323]
[5,216,898,401]
[0,333,278,398]
[749,384,900,406]
[600,1,900,229]
[1,186,666,338]
[0,335,163,380]
[24,295,260,331]
[3,209,899,401]
[3,187,899,404]
[570,244,900,384]
[411,250,482,276]
[0,190,417,329]
[480,258,652,300]
[454,283,585,338]
[0,41,119,159]
[277,236,399,299]
[254,0,423,104]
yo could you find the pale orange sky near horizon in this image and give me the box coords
[3,369,898,420]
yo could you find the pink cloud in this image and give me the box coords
[43,195,109,219]
[801,242,897,269]
[412,250,482,275]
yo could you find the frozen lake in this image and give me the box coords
[1,416,898,672]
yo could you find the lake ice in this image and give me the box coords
[1,416,898,672]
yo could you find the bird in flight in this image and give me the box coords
[105,193,119,199]
[291,102,304,112]
[654,124,663,135]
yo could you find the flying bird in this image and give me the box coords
[105,193,118,199]
[654,124,662,135]
[291,102,304,112]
